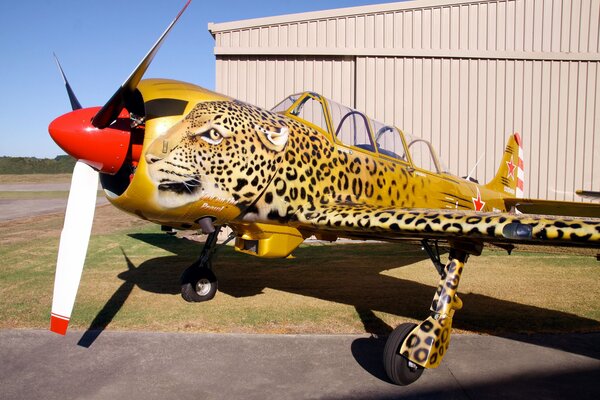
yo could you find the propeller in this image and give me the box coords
[49,0,192,335]
[53,53,82,111]
[91,0,191,129]
[50,161,99,334]
[50,55,100,334]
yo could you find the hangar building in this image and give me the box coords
[209,0,599,201]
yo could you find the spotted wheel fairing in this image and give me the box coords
[400,257,465,369]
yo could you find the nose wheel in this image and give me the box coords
[180,226,234,303]
[181,263,218,302]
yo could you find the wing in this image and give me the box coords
[296,204,600,248]
[504,198,600,218]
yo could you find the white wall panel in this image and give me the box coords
[216,57,356,110]
[211,0,600,200]
[352,55,599,200]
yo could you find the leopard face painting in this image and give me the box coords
[145,101,290,209]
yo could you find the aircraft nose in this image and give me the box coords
[49,107,131,174]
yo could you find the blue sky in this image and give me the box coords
[0,0,395,158]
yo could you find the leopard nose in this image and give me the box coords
[145,153,163,164]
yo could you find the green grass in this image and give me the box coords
[1,216,599,335]
[0,174,72,184]
[2,174,598,337]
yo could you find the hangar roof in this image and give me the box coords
[209,0,479,33]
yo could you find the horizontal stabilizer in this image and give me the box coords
[576,190,600,201]
[504,198,600,218]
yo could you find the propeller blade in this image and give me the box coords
[50,161,99,335]
[91,0,192,128]
[53,53,82,111]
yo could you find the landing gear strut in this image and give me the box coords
[180,226,234,303]
[421,239,445,277]
[384,247,472,385]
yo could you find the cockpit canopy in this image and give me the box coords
[272,92,447,174]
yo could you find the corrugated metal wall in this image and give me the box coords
[210,0,600,201]
[216,57,356,113]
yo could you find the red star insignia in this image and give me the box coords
[506,159,516,179]
[472,188,486,211]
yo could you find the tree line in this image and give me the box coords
[0,155,76,174]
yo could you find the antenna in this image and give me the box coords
[466,153,485,182]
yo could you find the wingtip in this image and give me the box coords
[50,314,70,335]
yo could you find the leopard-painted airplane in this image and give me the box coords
[49,0,599,385]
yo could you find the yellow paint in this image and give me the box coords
[102,83,598,253]
[234,223,305,258]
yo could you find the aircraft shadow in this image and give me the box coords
[78,249,136,348]
[322,361,600,400]
[81,233,600,363]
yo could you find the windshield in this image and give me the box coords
[271,94,300,114]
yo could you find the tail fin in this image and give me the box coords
[485,133,524,198]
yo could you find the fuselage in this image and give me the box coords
[94,79,515,240]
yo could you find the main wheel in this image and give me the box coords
[181,266,218,303]
[383,323,424,385]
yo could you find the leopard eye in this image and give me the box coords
[199,128,223,145]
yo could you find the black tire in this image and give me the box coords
[180,266,218,303]
[383,323,424,385]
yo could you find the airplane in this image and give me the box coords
[48,0,600,386]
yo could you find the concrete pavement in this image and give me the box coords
[1,330,598,399]
[0,198,108,221]
[0,182,107,221]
